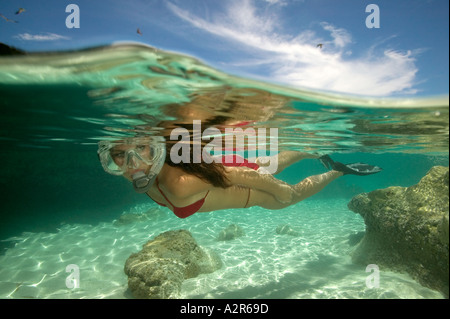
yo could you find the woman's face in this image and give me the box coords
[109,143,153,181]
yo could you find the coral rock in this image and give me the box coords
[124,230,222,299]
[113,207,166,226]
[276,224,300,237]
[348,166,449,297]
[217,224,245,241]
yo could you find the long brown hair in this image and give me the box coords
[163,125,231,188]
[157,86,289,188]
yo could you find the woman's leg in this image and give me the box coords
[256,151,319,175]
[247,170,343,210]
[291,170,343,202]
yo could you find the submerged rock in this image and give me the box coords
[113,207,166,226]
[276,224,300,237]
[348,166,449,297]
[217,224,245,241]
[124,230,222,299]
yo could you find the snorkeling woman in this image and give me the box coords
[98,135,382,219]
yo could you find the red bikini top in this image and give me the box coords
[152,177,209,219]
[149,155,258,218]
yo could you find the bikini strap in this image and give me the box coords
[156,177,210,207]
[155,177,176,207]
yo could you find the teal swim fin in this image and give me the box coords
[319,155,382,176]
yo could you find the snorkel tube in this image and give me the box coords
[132,138,166,193]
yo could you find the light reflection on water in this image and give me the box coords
[0,43,448,155]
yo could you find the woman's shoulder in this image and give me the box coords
[159,165,212,198]
[158,165,183,185]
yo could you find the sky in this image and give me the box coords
[0,0,448,97]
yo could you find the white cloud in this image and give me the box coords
[166,0,418,96]
[15,33,70,41]
[320,22,352,49]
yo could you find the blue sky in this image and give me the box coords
[0,0,448,97]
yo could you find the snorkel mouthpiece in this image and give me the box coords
[132,171,156,193]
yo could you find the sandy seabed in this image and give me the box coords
[0,198,444,299]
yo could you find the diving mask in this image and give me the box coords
[98,136,166,193]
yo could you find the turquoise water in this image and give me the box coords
[0,199,444,299]
[0,43,448,299]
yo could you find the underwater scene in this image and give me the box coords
[0,43,448,299]
[0,0,449,302]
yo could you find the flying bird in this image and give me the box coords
[137,28,142,36]
[15,8,26,15]
[0,13,18,23]
[316,43,323,49]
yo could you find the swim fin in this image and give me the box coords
[319,155,382,176]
